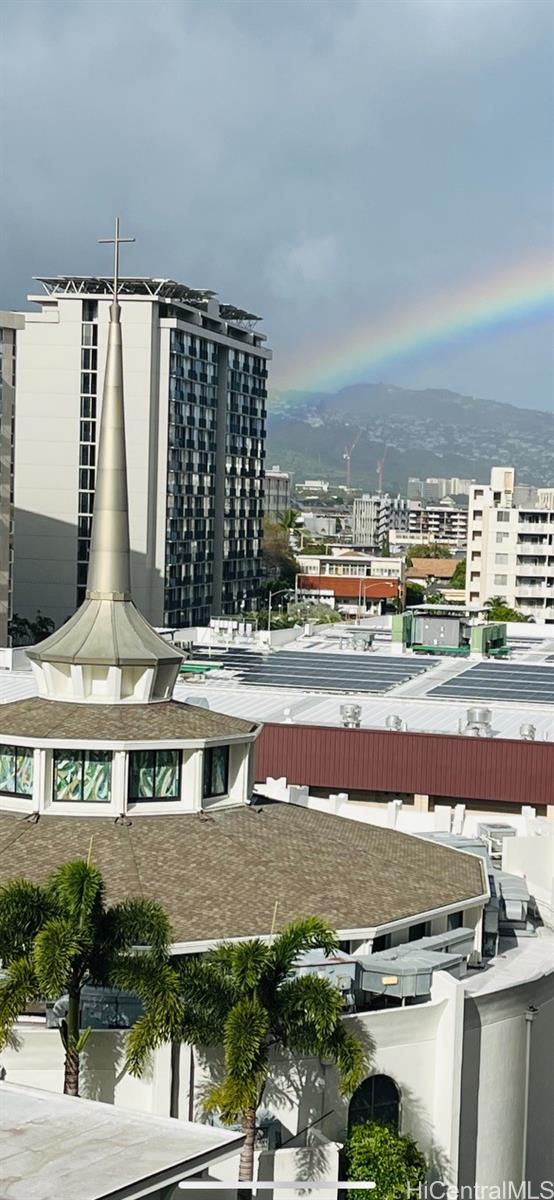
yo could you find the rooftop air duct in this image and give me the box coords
[463,706,493,737]
[385,714,405,732]
[340,703,362,729]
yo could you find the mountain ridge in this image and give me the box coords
[266,382,553,490]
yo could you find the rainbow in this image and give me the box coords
[272,253,553,393]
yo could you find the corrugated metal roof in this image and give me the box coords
[254,723,554,807]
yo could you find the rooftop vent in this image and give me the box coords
[340,703,362,729]
[184,696,210,710]
[463,706,493,737]
[385,714,405,732]
[520,723,536,741]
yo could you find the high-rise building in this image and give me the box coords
[352,493,409,548]
[0,312,24,644]
[465,466,554,621]
[13,277,270,628]
[264,464,291,520]
[408,475,476,501]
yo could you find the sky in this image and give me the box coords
[0,0,552,411]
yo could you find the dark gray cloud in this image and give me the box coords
[0,0,552,409]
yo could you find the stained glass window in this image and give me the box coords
[202,745,229,799]
[53,750,111,802]
[128,749,181,802]
[0,745,33,797]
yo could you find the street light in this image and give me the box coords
[267,587,291,632]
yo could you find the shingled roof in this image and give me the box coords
[0,803,486,944]
[0,697,257,743]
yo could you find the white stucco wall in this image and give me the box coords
[3,967,552,1191]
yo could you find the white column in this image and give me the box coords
[32,747,47,812]
[182,749,203,811]
[229,742,250,803]
[111,750,128,814]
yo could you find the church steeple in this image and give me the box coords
[27,221,183,704]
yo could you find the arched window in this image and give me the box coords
[348,1074,400,1131]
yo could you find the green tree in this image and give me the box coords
[346,1120,427,1200]
[406,583,425,607]
[408,544,452,560]
[262,520,298,583]
[0,859,172,1096]
[277,508,301,531]
[484,596,532,623]
[125,917,367,1184]
[450,560,466,589]
[8,610,55,647]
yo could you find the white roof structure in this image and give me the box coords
[0,1083,243,1200]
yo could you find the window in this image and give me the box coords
[448,911,464,930]
[408,921,430,942]
[494,574,507,586]
[497,511,510,523]
[372,933,392,953]
[495,554,508,565]
[53,750,111,802]
[82,299,98,322]
[0,745,33,797]
[203,745,229,798]
[348,1075,400,1131]
[128,749,181,802]
[496,532,509,543]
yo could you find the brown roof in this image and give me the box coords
[0,697,257,744]
[406,558,459,580]
[298,576,399,600]
[0,803,486,944]
[255,723,554,807]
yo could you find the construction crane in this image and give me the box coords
[376,445,388,494]
[343,429,362,489]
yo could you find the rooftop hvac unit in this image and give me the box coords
[385,714,405,732]
[340,703,362,729]
[520,723,536,741]
[463,706,493,737]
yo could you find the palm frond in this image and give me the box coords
[273,974,345,1058]
[224,995,269,1081]
[47,860,103,930]
[270,917,338,978]
[125,993,184,1077]
[0,956,40,1050]
[322,1022,368,1095]
[0,880,54,964]
[204,1073,262,1124]
[32,918,82,997]
[179,958,235,1045]
[103,898,173,956]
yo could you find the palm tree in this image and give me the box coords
[277,508,301,532]
[125,916,367,1184]
[0,858,172,1096]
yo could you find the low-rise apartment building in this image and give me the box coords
[296,547,405,612]
[465,467,554,621]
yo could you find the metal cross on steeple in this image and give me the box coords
[98,216,135,302]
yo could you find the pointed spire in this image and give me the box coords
[85,299,131,600]
[26,220,183,703]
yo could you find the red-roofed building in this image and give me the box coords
[297,573,401,614]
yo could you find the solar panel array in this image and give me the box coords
[192,647,434,694]
[429,662,554,705]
